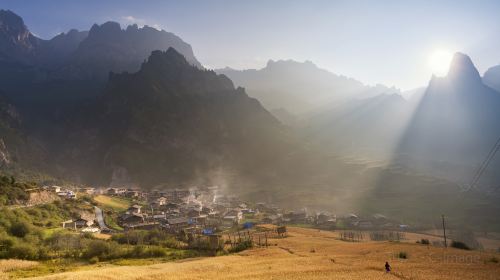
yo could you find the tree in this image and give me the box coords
[10,221,30,238]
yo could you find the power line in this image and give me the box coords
[464,136,500,192]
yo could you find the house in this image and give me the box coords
[125,189,140,198]
[62,220,76,230]
[346,213,359,226]
[222,216,238,227]
[164,202,180,210]
[78,187,95,195]
[175,189,190,199]
[241,208,255,215]
[120,213,145,225]
[126,223,160,231]
[156,196,168,206]
[74,218,92,228]
[165,217,190,232]
[284,210,307,223]
[238,203,248,209]
[153,213,166,221]
[107,188,126,196]
[187,209,201,218]
[262,214,280,224]
[62,215,95,230]
[56,190,77,199]
[201,206,213,215]
[372,214,389,225]
[316,213,332,224]
[193,214,207,225]
[224,210,243,222]
[356,220,373,229]
[127,205,142,214]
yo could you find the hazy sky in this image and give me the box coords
[1,0,499,90]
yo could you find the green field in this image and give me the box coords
[94,195,132,211]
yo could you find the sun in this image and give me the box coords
[428,50,453,76]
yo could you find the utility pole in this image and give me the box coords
[441,214,447,248]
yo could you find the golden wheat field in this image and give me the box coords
[0,260,39,280]
[16,227,500,280]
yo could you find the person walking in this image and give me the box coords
[385,261,391,273]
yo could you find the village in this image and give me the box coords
[46,184,409,239]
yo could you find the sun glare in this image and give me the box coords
[428,50,453,76]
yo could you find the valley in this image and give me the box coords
[1,3,500,279]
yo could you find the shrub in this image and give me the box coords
[83,240,111,259]
[10,221,31,238]
[8,244,38,260]
[398,251,408,259]
[88,256,99,264]
[487,257,498,263]
[144,246,167,258]
[420,239,430,245]
[229,240,253,253]
[0,235,14,250]
[451,241,470,250]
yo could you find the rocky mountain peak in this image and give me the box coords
[447,52,482,85]
[0,9,38,61]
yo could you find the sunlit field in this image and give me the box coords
[93,195,132,211]
[0,260,38,279]
[20,227,500,280]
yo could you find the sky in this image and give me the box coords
[1,0,499,90]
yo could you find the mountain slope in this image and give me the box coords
[52,49,289,186]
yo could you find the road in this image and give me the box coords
[94,206,110,231]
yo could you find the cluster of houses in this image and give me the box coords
[114,187,249,234]
[53,184,407,236]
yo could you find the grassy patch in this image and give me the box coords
[5,259,85,278]
[105,214,123,231]
[94,195,131,211]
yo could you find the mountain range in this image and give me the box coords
[217,60,400,117]
[0,10,288,187]
[1,10,499,228]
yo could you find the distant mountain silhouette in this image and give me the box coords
[483,64,500,92]
[397,53,500,185]
[217,60,398,115]
[0,10,201,86]
[53,22,201,80]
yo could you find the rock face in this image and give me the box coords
[0,9,40,64]
[55,22,202,80]
[0,10,202,85]
[51,49,288,185]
